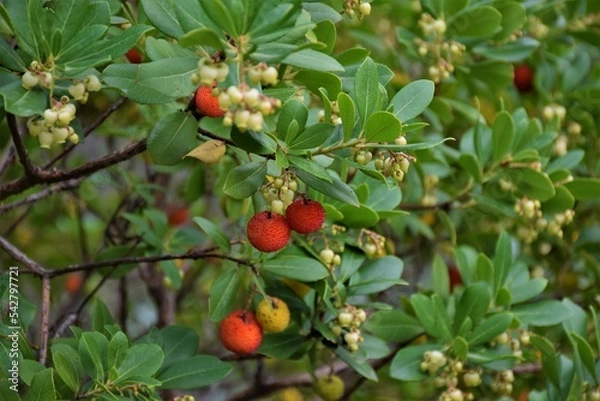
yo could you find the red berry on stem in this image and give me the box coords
[513,64,534,93]
[247,211,291,252]
[219,310,263,354]
[448,264,463,292]
[126,48,143,64]
[286,199,325,234]
[195,85,226,118]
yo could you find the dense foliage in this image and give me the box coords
[1,0,599,400]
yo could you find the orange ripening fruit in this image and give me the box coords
[65,273,83,294]
[285,199,325,234]
[256,297,290,333]
[219,310,263,354]
[126,48,143,64]
[168,207,189,226]
[247,211,291,252]
[195,85,226,118]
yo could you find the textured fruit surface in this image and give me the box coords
[315,375,345,401]
[513,64,534,92]
[247,211,290,252]
[219,310,263,354]
[276,387,304,401]
[282,278,311,297]
[256,297,290,333]
[285,199,325,234]
[126,48,142,64]
[195,85,226,118]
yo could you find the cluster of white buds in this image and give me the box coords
[191,58,229,86]
[219,84,281,132]
[543,103,567,122]
[357,229,386,257]
[317,101,343,126]
[515,197,542,220]
[343,0,371,19]
[247,62,279,86]
[353,149,373,166]
[420,350,448,375]
[491,370,514,395]
[262,174,299,213]
[439,388,472,401]
[374,151,412,183]
[27,97,79,148]
[553,134,569,156]
[21,61,53,89]
[319,247,342,269]
[419,13,447,36]
[331,305,367,352]
[68,75,102,104]
[462,370,482,388]
[526,15,549,39]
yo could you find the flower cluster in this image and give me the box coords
[331,305,367,352]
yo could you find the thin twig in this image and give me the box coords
[0,235,47,275]
[6,114,39,179]
[39,276,51,365]
[0,178,82,214]
[0,146,16,178]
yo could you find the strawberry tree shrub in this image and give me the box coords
[0,0,599,400]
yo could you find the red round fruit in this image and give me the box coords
[168,207,189,226]
[448,264,463,292]
[219,310,263,354]
[65,273,83,294]
[126,48,143,64]
[513,64,534,93]
[285,199,325,234]
[195,85,226,118]
[247,211,290,252]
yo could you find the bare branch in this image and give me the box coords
[39,276,51,365]
[0,178,82,214]
[6,114,40,179]
[0,235,47,275]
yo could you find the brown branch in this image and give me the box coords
[39,276,51,365]
[0,138,147,202]
[44,97,128,168]
[6,114,40,179]
[0,235,47,275]
[0,146,16,178]
[0,178,82,214]
[198,126,236,147]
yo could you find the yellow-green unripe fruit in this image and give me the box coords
[315,375,344,401]
[256,297,290,333]
[276,387,303,401]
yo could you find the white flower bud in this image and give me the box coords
[261,66,278,85]
[84,75,102,92]
[22,71,39,89]
[38,131,54,149]
[320,249,335,264]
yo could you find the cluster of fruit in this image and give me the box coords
[343,0,371,19]
[490,370,515,396]
[513,196,575,243]
[27,98,79,149]
[218,296,290,355]
[373,150,412,183]
[191,58,229,87]
[330,305,367,352]
[262,175,299,214]
[21,61,102,148]
[421,351,482,401]
[357,228,387,258]
[246,198,326,253]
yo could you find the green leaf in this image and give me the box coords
[102,58,198,103]
[467,313,513,346]
[292,167,359,206]
[24,368,55,401]
[0,380,20,401]
[262,255,330,282]
[364,111,402,142]
[448,5,502,37]
[294,70,342,98]
[452,336,469,360]
[115,344,163,383]
[432,254,450,299]
[338,247,366,282]
[78,332,108,381]
[223,161,267,199]
[209,268,242,321]
[530,335,561,390]
[349,256,404,295]
[507,168,556,201]
[288,156,332,182]
[279,99,309,143]
[147,111,198,166]
[51,344,83,393]
[411,294,443,339]
[390,80,435,123]
[282,49,344,72]
[335,347,378,381]
[193,217,231,253]
[0,71,47,116]
[511,300,572,327]
[365,310,424,342]
[141,0,185,38]
[492,231,511,295]
[0,37,25,71]
[570,333,598,385]
[258,332,306,359]
[493,1,527,41]
[458,153,483,183]
[509,278,547,304]
[92,298,115,332]
[492,111,515,164]
[337,92,355,141]
[455,282,491,330]
[354,57,380,130]
[473,37,539,63]
[288,123,334,150]
[157,355,232,389]
[390,344,440,381]
[564,178,600,201]
[337,203,379,229]
[179,27,223,49]
[107,332,129,372]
